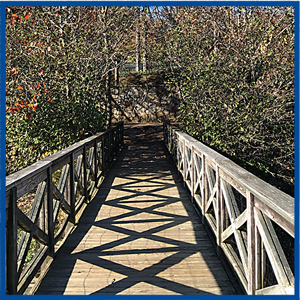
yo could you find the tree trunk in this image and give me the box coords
[106,69,113,128]
[136,8,141,72]
[141,6,147,72]
[114,66,119,86]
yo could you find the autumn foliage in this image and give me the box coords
[6,6,137,174]
[6,6,295,195]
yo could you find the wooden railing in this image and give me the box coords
[163,123,294,295]
[6,122,124,294]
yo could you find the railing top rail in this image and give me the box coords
[6,121,124,294]
[167,124,294,227]
[6,122,123,192]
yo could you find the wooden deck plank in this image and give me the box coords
[35,124,237,295]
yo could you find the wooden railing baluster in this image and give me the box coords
[255,225,262,290]
[83,145,88,203]
[47,167,54,257]
[6,187,18,294]
[100,136,104,173]
[216,166,222,256]
[103,134,107,172]
[191,146,195,202]
[201,154,206,224]
[163,123,294,295]
[183,139,186,188]
[6,122,123,294]
[107,130,111,165]
[247,190,255,294]
[69,152,76,224]
[6,121,294,295]
[94,140,98,186]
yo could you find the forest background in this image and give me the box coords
[5,6,295,196]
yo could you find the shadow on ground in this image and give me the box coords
[35,124,237,295]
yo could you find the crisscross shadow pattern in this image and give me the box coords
[164,124,294,295]
[35,124,236,295]
[6,123,124,295]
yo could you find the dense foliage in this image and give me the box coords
[6,6,295,195]
[6,6,137,174]
[151,7,295,194]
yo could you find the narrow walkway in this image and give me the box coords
[35,124,236,295]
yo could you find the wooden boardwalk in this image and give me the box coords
[35,124,237,295]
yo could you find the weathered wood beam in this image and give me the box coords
[221,210,248,243]
[254,208,294,288]
[6,122,124,295]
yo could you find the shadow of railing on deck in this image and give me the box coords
[35,125,235,295]
[163,123,294,296]
[6,123,124,294]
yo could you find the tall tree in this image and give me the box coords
[151,6,295,193]
[141,6,148,72]
[135,7,141,72]
[6,6,137,173]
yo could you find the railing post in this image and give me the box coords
[216,166,222,256]
[69,152,76,224]
[114,127,116,153]
[115,127,118,154]
[201,154,207,224]
[107,130,111,165]
[173,128,177,161]
[111,128,114,157]
[170,126,173,154]
[7,187,18,294]
[111,129,113,161]
[118,123,121,148]
[170,125,173,151]
[118,125,120,148]
[113,127,116,155]
[121,122,124,146]
[166,124,169,149]
[191,146,195,201]
[117,124,119,148]
[111,129,114,159]
[183,140,186,186]
[247,190,255,294]
[255,226,262,291]
[111,128,114,159]
[164,123,167,148]
[83,145,88,203]
[164,123,168,147]
[115,126,119,150]
[176,134,180,169]
[102,135,106,172]
[167,124,170,150]
[94,140,98,187]
[47,166,54,257]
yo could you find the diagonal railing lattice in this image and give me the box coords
[164,123,294,295]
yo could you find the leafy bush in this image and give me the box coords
[6,6,137,175]
[6,6,295,196]
[154,7,295,195]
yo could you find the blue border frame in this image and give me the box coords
[0,1,299,7]
[0,0,6,297]
[294,1,299,299]
[0,1,299,299]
